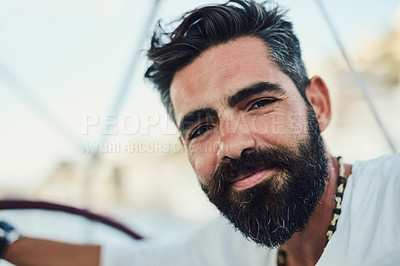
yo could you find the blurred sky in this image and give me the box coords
[0,0,399,188]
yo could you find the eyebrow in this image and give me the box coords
[178,82,283,136]
[179,108,218,136]
[227,82,284,108]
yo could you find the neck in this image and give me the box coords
[280,154,351,266]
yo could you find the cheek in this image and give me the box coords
[187,142,219,185]
[286,112,309,137]
[248,112,308,145]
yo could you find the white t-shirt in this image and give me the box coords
[317,153,400,266]
[101,153,400,266]
[101,217,275,266]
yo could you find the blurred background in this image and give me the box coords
[0,0,399,243]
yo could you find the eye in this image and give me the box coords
[249,98,276,110]
[189,124,214,140]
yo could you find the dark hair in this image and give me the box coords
[145,0,310,122]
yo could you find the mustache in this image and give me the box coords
[203,146,298,195]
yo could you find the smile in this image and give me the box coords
[231,168,274,191]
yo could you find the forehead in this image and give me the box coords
[170,36,294,124]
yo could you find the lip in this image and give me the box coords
[231,168,274,191]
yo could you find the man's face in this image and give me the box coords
[170,36,328,247]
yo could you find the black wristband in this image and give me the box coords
[0,221,21,259]
[0,237,8,258]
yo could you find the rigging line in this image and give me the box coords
[97,0,162,145]
[81,0,163,207]
[0,60,85,151]
[314,0,397,153]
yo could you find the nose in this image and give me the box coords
[216,117,256,160]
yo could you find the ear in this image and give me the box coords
[305,76,332,132]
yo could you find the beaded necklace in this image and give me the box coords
[277,157,347,266]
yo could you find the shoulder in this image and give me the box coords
[354,152,400,171]
[344,153,400,217]
[342,153,400,232]
[331,153,400,264]
[351,153,400,186]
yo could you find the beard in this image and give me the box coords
[200,107,328,248]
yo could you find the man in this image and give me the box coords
[2,0,400,265]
